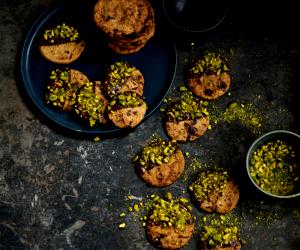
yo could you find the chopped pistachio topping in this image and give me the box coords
[109,92,144,109]
[166,91,209,122]
[189,171,229,201]
[147,193,195,231]
[249,140,299,195]
[105,61,136,97]
[201,215,240,247]
[190,52,229,76]
[46,69,76,109]
[75,82,104,127]
[134,137,178,169]
[42,23,80,44]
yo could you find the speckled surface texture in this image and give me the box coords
[0,0,299,249]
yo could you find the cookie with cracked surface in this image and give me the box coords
[93,0,149,37]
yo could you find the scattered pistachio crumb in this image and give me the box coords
[118,223,126,229]
[94,136,101,142]
[134,204,140,212]
[208,101,264,135]
[119,212,126,218]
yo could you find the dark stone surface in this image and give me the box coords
[0,0,299,249]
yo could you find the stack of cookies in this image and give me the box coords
[93,0,155,54]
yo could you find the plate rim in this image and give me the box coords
[20,2,177,135]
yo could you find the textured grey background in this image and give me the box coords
[0,0,299,249]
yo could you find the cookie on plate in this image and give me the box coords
[93,0,149,37]
[134,137,185,187]
[107,91,147,128]
[107,0,155,54]
[189,170,240,213]
[74,81,108,127]
[164,91,210,142]
[45,68,89,111]
[146,193,195,250]
[39,23,85,64]
[93,0,155,54]
[102,61,144,98]
[187,52,230,100]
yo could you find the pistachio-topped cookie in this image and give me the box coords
[39,23,85,64]
[134,137,185,187]
[200,215,241,250]
[107,91,147,128]
[187,52,230,100]
[189,171,239,213]
[146,193,195,250]
[164,91,210,142]
[75,81,108,127]
[103,61,144,98]
[45,68,89,111]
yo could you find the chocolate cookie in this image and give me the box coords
[94,0,155,54]
[107,92,147,128]
[39,23,85,64]
[189,171,240,213]
[164,91,210,142]
[187,52,230,100]
[200,216,241,250]
[103,61,144,98]
[45,68,89,111]
[146,193,195,250]
[108,1,155,54]
[93,0,149,37]
[135,137,185,187]
[75,81,108,127]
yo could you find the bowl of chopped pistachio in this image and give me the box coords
[246,130,300,198]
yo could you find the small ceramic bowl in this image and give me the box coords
[246,130,300,198]
[163,0,229,33]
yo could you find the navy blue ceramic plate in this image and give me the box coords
[21,1,177,135]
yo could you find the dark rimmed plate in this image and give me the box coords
[21,1,177,136]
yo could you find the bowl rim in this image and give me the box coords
[246,130,300,198]
[162,0,230,33]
